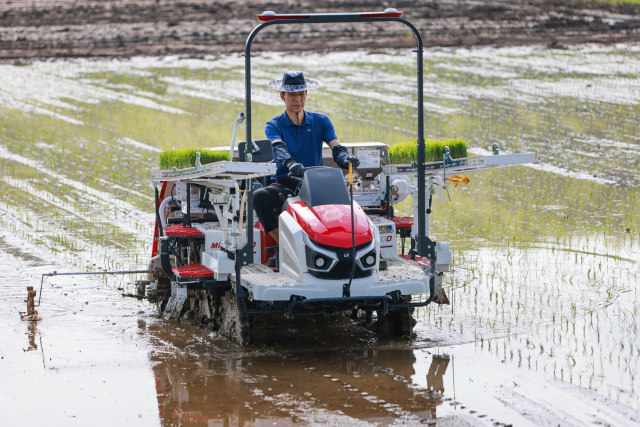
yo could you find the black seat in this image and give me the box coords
[299,168,350,209]
[238,139,273,162]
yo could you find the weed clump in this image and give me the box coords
[389,139,468,163]
[159,149,230,169]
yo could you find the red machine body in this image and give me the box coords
[286,200,373,248]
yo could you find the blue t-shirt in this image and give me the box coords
[265,110,338,178]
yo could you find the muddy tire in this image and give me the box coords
[350,309,374,324]
[187,291,221,329]
[219,290,255,347]
[375,296,417,338]
[147,255,171,304]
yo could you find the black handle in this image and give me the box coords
[287,173,304,182]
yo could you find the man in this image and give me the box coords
[254,71,360,260]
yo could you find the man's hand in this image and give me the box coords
[344,155,360,169]
[288,162,304,177]
[331,145,360,170]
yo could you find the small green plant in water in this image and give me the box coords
[388,139,468,163]
[159,148,230,169]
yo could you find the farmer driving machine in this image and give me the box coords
[141,10,535,346]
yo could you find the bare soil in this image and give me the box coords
[1,0,640,60]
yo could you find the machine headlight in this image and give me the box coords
[365,255,375,266]
[304,235,339,273]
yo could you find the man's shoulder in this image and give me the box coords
[306,111,332,124]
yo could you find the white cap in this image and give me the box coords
[262,11,276,16]
[384,8,398,13]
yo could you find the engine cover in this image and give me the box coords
[286,200,373,248]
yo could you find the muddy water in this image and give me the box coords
[1,45,640,425]
[0,235,159,425]
[143,317,640,426]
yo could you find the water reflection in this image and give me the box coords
[143,321,452,426]
[23,321,39,352]
[426,356,449,394]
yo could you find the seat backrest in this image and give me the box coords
[299,167,350,208]
[238,139,273,162]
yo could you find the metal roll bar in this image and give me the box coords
[242,11,429,262]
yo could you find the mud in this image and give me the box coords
[2,0,640,60]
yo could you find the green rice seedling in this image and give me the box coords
[159,148,231,169]
[388,139,468,163]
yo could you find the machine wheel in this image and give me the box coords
[219,290,255,347]
[375,296,417,338]
[186,291,220,328]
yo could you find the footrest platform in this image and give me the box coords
[172,264,214,278]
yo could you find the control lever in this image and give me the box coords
[286,172,304,183]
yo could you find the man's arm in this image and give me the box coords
[331,143,359,169]
[272,139,296,169]
[265,121,295,169]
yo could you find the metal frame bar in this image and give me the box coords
[231,12,436,317]
[37,269,151,306]
[243,13,427,263]
[233,279,435,317]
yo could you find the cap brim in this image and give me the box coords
[268,79,320,91]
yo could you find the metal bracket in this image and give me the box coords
[287,295,307,319]
[386,290,402,303]
[220,241,237,260]
[237,241,254,266]
[163,282,188,320]
[416,235,437,260]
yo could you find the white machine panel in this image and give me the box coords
[278,212,308,281]
[195,224,261,260]
[357,149,381,169]
[201,250,235,281]
[435,242,452,272]
[368,216,397,259]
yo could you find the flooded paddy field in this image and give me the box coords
[1,44,640,425]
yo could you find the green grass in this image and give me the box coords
[388,139,468,164]
[159,148,230,169]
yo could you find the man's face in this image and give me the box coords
[281,91,306,114]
